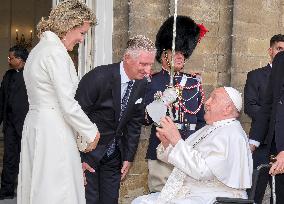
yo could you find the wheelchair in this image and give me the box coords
[214,164,272,204]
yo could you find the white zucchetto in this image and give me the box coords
[224,87,242,112]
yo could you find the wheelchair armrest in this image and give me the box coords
[215,197,254,204]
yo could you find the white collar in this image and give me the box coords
[212,118,237,127]
[120,61,132,84]
[41,31,67,51]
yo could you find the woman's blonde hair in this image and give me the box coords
[37,0,96,38]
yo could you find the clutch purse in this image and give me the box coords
[76,134,88,152]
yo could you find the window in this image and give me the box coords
[53,0,113,79]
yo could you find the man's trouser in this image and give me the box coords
[147,159,173,193]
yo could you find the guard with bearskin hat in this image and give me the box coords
[145,15,208,193]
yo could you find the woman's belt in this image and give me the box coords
[29,104,60,110]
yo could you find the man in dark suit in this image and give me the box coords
[250,51,284,203]
[75,35,156,204]
[244,34,284,203]
[145,15,206,192]
[0,45,29,199]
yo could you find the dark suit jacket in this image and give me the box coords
[75,63,147,166]
[244,64,271,136]
[0,68,29,136]
[250,51,284,152]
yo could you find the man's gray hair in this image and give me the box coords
[125,35,156,58]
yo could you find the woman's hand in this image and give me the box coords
[82,162,95,185]
[84,132,100,153]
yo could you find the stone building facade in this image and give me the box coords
[113,0,284,203]
[0,0,283,203]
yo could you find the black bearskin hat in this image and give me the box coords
[155,15,200,63]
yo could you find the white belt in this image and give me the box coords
[29,104,60,110]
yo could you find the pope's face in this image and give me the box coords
[62,22,90,51]
[204,88,227,125]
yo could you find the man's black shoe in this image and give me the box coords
[0,190,15,200]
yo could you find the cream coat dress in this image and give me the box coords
[17,31,98,204]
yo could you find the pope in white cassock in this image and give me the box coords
[132,87,253,204]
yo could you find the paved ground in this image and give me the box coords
[0,193,269,204]
[262,185,271,204]
[0,185,272,204]
[0,195,272,204]
[0,174,273,204]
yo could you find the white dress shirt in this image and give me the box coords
[120,61,134,100]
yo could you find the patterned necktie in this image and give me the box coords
[106,80,134,157]
[120,80,134,119]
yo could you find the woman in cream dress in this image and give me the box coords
[17,1,99,204]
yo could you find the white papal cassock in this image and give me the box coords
[132,118,253,204]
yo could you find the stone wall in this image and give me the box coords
[113,0,129,63]
[231,0,284,133]
[173,0,234,97]
[113,0,284,203]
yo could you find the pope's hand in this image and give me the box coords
[84,132,100,153]
[269,151,284,175]
[156,116,181,146]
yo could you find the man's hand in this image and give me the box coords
[121,161,132,180]
[156,116,181,146]
[269,151,284,175]
[82,162,95,185]
[249,144,256,152]
[84,132,100,153]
